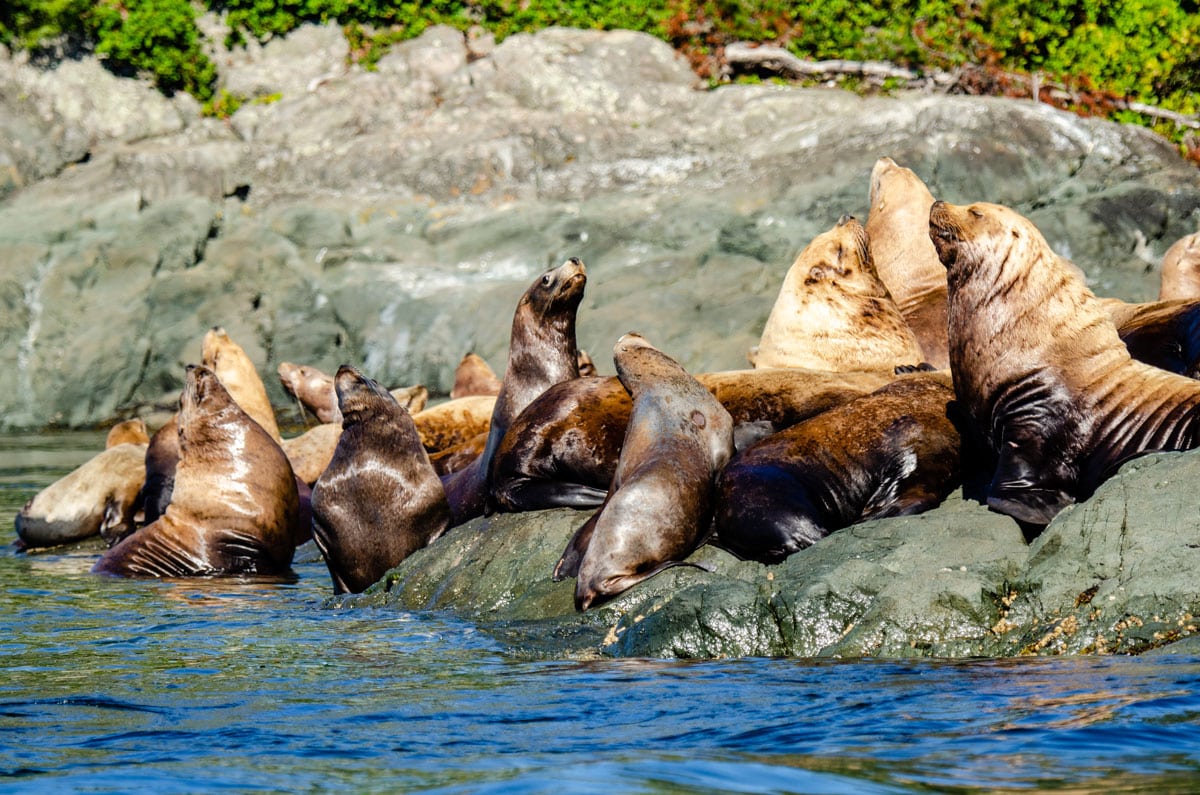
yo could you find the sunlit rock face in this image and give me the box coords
[2,24,1199,429]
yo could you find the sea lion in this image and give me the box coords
[278,361,428,424]
[141,327,283,526]
[866,156,951,369]
[429,431,487,476]
[450,353,503,399]
[711,376,961,564]
[576,350,597,377]
[310,366,450,594]
[105,418,150,448]
[411,395,495,452]
[202,326,281,442]
[280,422,343,485]
[488,367,907,514]
[554,334,734,611]
[442,257,587,526]
[15,442,147,549]
[1101,297,1200,378]
[94,364,299,578]
[1159,231,1200,301]
[929,199,1200,525]
[750,215,925,371]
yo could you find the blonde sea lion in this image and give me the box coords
[280,423,343,485]
[201,326,281,442]
[554,334,734,611]
[15,442,147,549]
[1159,231,1200,302]
[711,376,961,563]
[105,419,150,448]
[866,156,951,369]
[449,353,503,399]
[278,361,428,424]
[442,257,587,526]
[930,199,1200,525]
[751,215,924,371]
[411,395,495,452]
[94,364,299,578]
[310,366,450,594]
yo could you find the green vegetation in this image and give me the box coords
[1,0,1196,154]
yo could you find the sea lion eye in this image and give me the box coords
[541,274,552,286]
[969,208,984,219]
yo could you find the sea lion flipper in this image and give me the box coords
[494,478,609,512]
[987,447,1075,525]
[553,511,600,582]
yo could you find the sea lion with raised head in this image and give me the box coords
[929,199,1200,526]
[442,257,587,526]
[94,364,299,578]
[1159,231,1200,302]
[866,156,951,369]
[554,334,734,611]
[751,214,924,372]
[279,361,428,424]
[105,419,150,448]
[711,376,961,564]
[450,353,503,399]
[310,366,450,594]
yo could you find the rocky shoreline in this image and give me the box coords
[5,23,1200,658]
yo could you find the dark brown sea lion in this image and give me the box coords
[15,442,147,549]
[94,364,299,578]
[1102,297,1200,378]
[554,334,734,611]
[442,257,587,526]
[750,215,924,371]
[929,199,1200,526]
[1159,231,1200,302]
[450,353,503,399]
[711,376,961,564]
[867,156,951,369]
[278,361,429,424]
[487,367,906,513]
[310,366,450,594]
[140,415,180,526]
[105,419,150,448]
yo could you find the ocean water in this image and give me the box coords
[3,431,1200,793]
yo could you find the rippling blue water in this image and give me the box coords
[3,432,1200,792]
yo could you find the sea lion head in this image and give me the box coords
[869,156,935,213]
[333,365,400,426]
[928,200,1040,277]
[798,215,881,295]
[1161,231,1200,302]
[179,363,242,447]
[200,325,280,440]
[522,257,587,319]
[105,418,150,448]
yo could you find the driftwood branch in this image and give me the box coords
[724,41,1200,132]
[724,42,917,82]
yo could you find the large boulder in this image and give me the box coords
[1,24,1198,430]
[352,447,1200,659]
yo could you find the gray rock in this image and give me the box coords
[352,447,1200,659]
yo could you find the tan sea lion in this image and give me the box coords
[412,395,495,452]
[94,364,299,578]
[866,156,951,369]
[201,326,281,442]
[310,366,450,594]
[488,367,907,514]
[450,353,503,399]
[751,215,924,371]
[280,422,342,485]
[105,419,150,448]
[15,442,147,549]
[278,361,428,424]
[554,334,734,611]
[442,257,587,526]
[429,431,487,476]
[1159,231,1200,301]
[929,199,1200,526]
[711,376,961,564]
